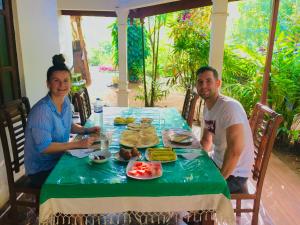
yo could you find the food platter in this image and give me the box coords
[120,139,160,148]
[127,122,151,131]
[168,129,193,144]
[140,117,153,124]
[114,152,141,162]
[114,117,135,125]
[145,148,177,163]
[113,147,142,162]
[126,161,162,180]
[119,127,159,148]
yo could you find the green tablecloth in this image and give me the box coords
[39,107,234,225]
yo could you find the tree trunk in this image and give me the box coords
[150,18,157,106]
[140,18,149,107]
[151,18,161,106]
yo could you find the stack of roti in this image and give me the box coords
[120,125,159,147]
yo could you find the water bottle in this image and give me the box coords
[94,98,103,128]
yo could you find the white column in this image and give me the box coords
[116,9,129,107]
[209,0,228,79]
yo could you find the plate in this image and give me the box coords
[168,130,193,144]
[114,122,127,126]
[114,117,135,125]
[126,161,163,180]
[114,152,142,162]
[120,140,160,148]
[120,129,160,148]
[145,148,177,163]
[89,150,111,163]
[141,117,153,124]
[127,122,151,131]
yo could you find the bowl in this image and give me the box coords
[89,150,111,163]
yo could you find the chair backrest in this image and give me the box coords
[249,103,283,192]
[73,87,91,125]
[0,97,30,187]
[182,88,199,127]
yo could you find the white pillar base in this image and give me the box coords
[116,88,130,107]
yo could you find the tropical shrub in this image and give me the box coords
[167,8,261,115]
[89,41,112,66]
[229,0,300,143]
[167,9,210,89]
[111,19,150,82]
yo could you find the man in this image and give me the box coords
[196,66,254,193]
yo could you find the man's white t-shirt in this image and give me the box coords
[203,95,254,177]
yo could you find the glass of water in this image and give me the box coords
[100,130,114,150]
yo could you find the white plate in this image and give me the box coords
[89,150,111,163]
[119,139,160,148]
[145,149,177,163]
[114,152,141,162]
[168,130,193,144]
[170,137,193,144]
[126,161,163,180]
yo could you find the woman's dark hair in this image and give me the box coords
[196,66,219,80]
[46,54,71,82]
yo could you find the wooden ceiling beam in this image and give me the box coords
[61,0,240,18]
[128,0,239,18]
[61,10,116,17]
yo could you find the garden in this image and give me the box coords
[88,0,299,170]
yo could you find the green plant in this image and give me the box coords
[167,8,211,89]
[88,41,113,66]
[135,14,170,106]
[228,0,300,144]
[221,47,261,114]
[135,76,169,105]
[268,32,300,141]
[110,19,150,82]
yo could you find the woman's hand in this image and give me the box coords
[86,126,100,134]
[71,124,100,135]
[76,137,96,148]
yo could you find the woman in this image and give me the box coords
[24,54,99,188]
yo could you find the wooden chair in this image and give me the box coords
[0,97,40,215]
[231,103,283,225]
[182,88,199,127]
[73,87,91,125]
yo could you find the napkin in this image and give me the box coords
[68,149,94,158]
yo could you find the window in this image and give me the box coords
[0,0,20,104]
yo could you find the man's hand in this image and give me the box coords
[221,124,244,179]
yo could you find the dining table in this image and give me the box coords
[39,107,234,225]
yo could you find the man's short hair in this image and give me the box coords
[196,66,219,80]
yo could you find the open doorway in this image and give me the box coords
[69,16,118,106]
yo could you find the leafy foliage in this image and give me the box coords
[167,8,261,115]
[167,9,210,89]
[110,19,150,82]
[229,0,300,142]
[166,2,299,146]
[89,41,112,66]
[222,48,261,114]
[134,15,171,106]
